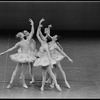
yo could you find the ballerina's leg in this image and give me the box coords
[57,61,70,88]
[45,71,51,83]
[50,72,57,88]
[7,63,21,88]
[20,62,34,83]
[29,62,34,84]
[47,65,62,91]
[40,66,47,91]
[21,63,28,88]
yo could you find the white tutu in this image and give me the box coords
[10,52,36,63]
[33,51,56,67]
[50,49,64,61]
[49,42,65,61]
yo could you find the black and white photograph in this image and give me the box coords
[0,1,100,98]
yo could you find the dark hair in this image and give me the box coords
[16,32,22,38]
[46,35,52,43]
[24,36,27,40]
[55,35,61,42]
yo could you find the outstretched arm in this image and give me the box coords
[0,42,19,56]
[56,42,64,51]
[27,18,34,40]
[56,44,73,63]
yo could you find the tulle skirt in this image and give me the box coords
[33,51,56,67]
[50,49,65,61]
[10,52,36,63]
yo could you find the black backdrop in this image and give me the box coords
[0,2,100,39]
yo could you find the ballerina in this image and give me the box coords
[0,18,36,88]
[39,24,73,89]
[33,18,62,91]
[19,30,37,84]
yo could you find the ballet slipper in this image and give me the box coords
[40,87,44,91]
[50,84,54,88]
[65,82,71,89]
[30,80,34,84]
[7,83,12,89]
[45,79,51,83]
[56,84,62,92]
[23,84,28,88]
[50,83,54,88]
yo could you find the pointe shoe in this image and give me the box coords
[23,84,28,88]
[56,84,62,92]
[30,80,34,84]
[65,82,71,89]
[50,84,54,88]
[45,79,51,83]
[7,83,12,89]
[40,87,44,91]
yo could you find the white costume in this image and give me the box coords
[33,42,56,67]
[10,51,36,63]
[48,42,65,62]
[10,39,37,63]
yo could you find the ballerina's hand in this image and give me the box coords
[29,18,34,25]
[40,18,45,24]
[0,52,4,56]
[69,58,73,63]
[49,24,52,28]
[29,18,33,21]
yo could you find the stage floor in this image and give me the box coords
[0,34,100,98]
[0,80,100,98]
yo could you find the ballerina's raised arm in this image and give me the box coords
[41,24,53,40]
[27,18,35,40]
[44,25,64,51]
[36,18,45,44]
[36,18,54,66]
[46,24,53,38]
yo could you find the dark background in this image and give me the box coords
[0,2,100,39]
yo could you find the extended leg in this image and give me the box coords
[7,63,21,88]
[57,61,70,88]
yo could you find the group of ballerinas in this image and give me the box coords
[0,18,73,92]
